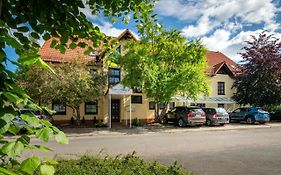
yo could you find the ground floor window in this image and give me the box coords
[149,101,155,110]
[218,103,225,108]
[52,103,66,115]
[190,103,206,108]
[85,101,98,114]
[131,95,142,104]
[169,102,175,109]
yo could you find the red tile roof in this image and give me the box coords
[206,51,239,76]
[39,29,137,63]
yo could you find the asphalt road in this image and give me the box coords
[27,127,281,175]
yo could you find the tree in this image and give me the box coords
[18,60,106,125]
[118,28,209,120]
[1,0,156,174]
[233,31,281,108]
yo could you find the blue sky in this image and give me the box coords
[5,0,281,71]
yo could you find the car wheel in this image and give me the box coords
[246,117,255,124]
[206,120,212,126]
[178,118,185,127]
[160,117,167,124]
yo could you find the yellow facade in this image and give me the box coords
[41,30,239,126]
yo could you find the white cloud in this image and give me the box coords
[157,0,280,37]
[202,29,281,62]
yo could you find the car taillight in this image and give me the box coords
[187,112,193,118]
[212,114,218,118]
[201,112,206,117]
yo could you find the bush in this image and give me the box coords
[132,118,143,126]
[54,154,192,175]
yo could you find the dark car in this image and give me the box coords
[229,107,270,124]
[270,110,281,121]
[202,108,229,126]
[162,106,206,127]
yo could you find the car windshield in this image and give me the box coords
[216,108,227,114]
[251,108,267,113]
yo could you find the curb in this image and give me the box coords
[63,123,281,138]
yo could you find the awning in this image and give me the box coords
[172,96,235,104]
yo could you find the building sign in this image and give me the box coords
[109,83,133,95]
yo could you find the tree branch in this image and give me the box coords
[0,0,2,17]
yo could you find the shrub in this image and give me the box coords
[54,154,192,175]
[132,118,143,126]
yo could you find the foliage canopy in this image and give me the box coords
[233,31,281,108]
[119,29,209,118]
[18,60,106,125]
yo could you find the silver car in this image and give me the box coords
[202,108,229,126]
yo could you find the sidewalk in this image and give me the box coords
[62,122,281,138]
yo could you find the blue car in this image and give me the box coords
[229,107,270,124]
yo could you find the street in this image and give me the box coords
[27,126,281,175]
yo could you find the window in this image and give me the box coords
[149,101,155,110]
[217,66,228,74]
[131,95,142,104]
[85,101,98,114]
[196,103,206,108]
[52,103,66,115]
[218,103,225,108]
[169,102,175,109]
[159,103,165,109]
[190,103,205,107]
[217,82,225,95]
[109,68,120,85]
[116,46,121,54]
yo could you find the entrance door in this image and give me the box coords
[111,99,120,122]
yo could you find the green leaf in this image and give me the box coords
[50,39,58,48]
[55,131,69,144]
[60,35,69,44]
[31,32,40,39]
[17,135,30,145]
[0,167,18,175]
[18,26,29,32]
[40,164,55,175]
[8,124,20,135]
[2,141,25,157]
[18,54,40,66]
[34,145,52,152]
[0,113,16,134]
[3,92,22,105]
[43,158,58,165]
[20,156,41,175]
[20,113,41,128]
[43,33,51,41]
[36,127,53,142]
[34,58,55,74]
[69,42,77,49]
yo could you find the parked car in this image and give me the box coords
[162,106,206,127]
[270,109,281,121]
[202,108,229,126]
[229,107,270,124]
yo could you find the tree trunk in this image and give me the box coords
[0,0,2,17]
[75,106,81,126]
[155,103,161,122]
[159,102,168,117]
